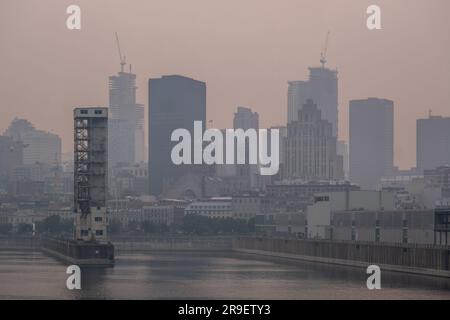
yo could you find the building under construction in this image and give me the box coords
[108,33,145,167]
[42,107,114,266]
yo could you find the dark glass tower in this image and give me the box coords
[148,75,206,195]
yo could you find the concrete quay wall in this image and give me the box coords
[234,237,450,277]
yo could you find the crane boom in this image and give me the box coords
[115,32,126,72]
[320,31,330,68]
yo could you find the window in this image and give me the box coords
[81,230,89,236]
[95,110,103,114]
[95,230,104,236]
[94,217,103,222]
[402,229,408,244]
[80,110,88,114]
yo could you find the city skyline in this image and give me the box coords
[1,0,449,169]
[1,1,450,302]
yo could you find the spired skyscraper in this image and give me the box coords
[148,75,206,196]
[288,66,338,137]
[286,99,343,181]
[349,98,394,190]
[108,65,145,168]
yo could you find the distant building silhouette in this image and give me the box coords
[234,106,259,131]
[286,99,343,181]
[337,140,349,180]
[288,67,338,137]
[233,106,259,190]
[0,135,23,191]
[417,115,450,173]
[148,75,206,196]
[109,68,145,167]
[349,98,394,190]
[4,118,61,165]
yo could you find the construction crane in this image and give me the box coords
[115,32,126,72]
[320,31,330,68]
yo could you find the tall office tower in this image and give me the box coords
[288,67,338,137]
[4,118,61,165]
[286,99,343,181]
[73,107,108,242]
[417,115,450,173]
[233,107,260,190]
[349,98,394,190]
[108,67,145,167]
[148,75,206,196]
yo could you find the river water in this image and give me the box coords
[0,249,449,299]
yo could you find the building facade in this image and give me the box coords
[417,115,450,174]
[265,181,360,213]
[286,99,343,181]
[73,107,108,242]
[148,75,206,195]
[233,106,260,190]
[288,67,338,137]
[185,198,233,219]
[0,135,23,192]
[231,194,262,220]
[332,209,435,245]
[306,190,396,239]
[109,69,145,167]
[4,118,61,165]
[349,98,394,190]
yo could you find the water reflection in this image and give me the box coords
[0,250,449,300]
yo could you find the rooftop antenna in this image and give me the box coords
[429,109,433,117]
[115,32,126,72]
[320,31,330,68]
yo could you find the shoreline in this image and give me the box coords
[1,235,449,279]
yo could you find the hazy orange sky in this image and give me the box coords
[1,0,449,169]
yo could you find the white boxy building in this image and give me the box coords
[306,190,395,239]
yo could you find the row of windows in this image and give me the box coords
[79,109,103,115]
[189,211,232,216]
[233,198,260,204]
[188,205,231,210]
[80,229,104,236]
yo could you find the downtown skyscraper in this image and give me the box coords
[148,75,206,196]
[286,99,343,181]
[288,67,338,137]
[108,66,145,167]
[417,115,450,173]
[349,98,394,190]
